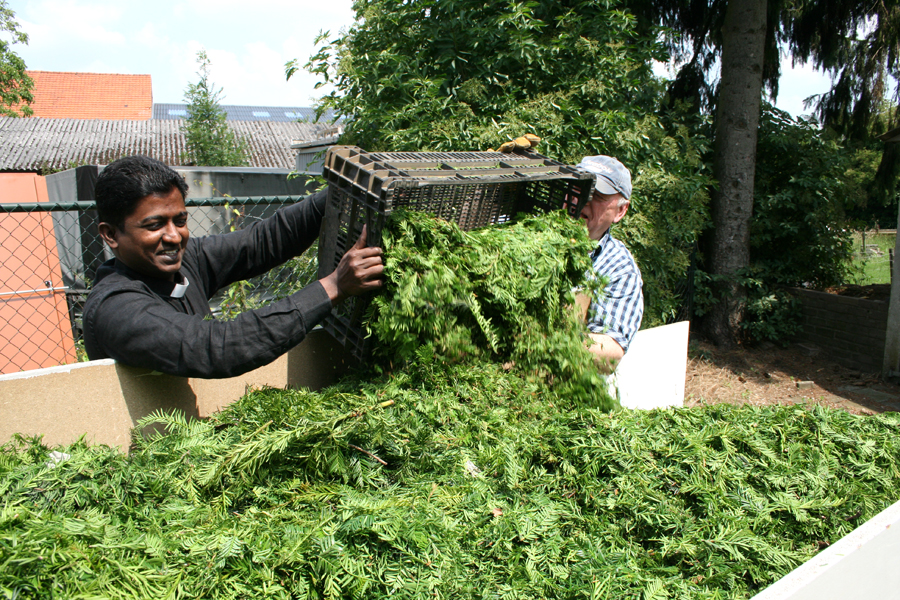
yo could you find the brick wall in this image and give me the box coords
[788,287,888,373]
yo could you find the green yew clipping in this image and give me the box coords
[2,211,899,599]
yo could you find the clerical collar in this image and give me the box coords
[113,259,190,298]
[170,276,190,298]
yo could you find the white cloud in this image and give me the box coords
[178,0,353,21]
[161,40,208,103]
[134,22,169,48]
[198,42,310,105]
[19,0,126,47]
[83,59,117,73]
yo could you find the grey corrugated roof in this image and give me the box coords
[153,103,340,123]
[0,117,329,171]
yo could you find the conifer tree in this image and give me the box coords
[790,0,900,202]
[181,51,249,167]
[628,0,900,346]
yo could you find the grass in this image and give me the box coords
[848,231,895,285]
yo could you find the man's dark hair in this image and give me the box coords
[95,156,189,228]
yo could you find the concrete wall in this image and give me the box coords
[174,167,317,200]
[294,146,328,174]
[789,287,888,373]
[172,167,320,245]
[0,329,352,452]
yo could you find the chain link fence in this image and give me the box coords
[852,229,896,285]
[0,196,316,375]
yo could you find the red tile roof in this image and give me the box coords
[24,71,152,120]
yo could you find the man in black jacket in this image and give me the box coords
[83,155,383,378]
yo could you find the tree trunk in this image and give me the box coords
[702,0,767,347]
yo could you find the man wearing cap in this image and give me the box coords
[576,155,644,371]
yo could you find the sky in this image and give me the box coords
[10,0,832,117]
[11,0,355,108]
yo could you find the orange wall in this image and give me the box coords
[0,174,77,373]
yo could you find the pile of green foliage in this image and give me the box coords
[3,374,899,598]
[370,209,611,410]
[2,211,900,599]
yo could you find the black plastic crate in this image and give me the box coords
[317,145,596,361]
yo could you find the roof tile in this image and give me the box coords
[0,117,327,171]
[24,71,153,120]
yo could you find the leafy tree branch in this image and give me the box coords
[0,0,33,117]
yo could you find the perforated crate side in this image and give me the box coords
[317,183,389,281]
[519,177,592,218]
[322,146,594,205]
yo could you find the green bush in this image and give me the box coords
[741,279,804,345]
[751,106,857,290]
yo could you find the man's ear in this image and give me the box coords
[98,222,119,249]
[612,201,629,224]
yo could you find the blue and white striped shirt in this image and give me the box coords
[586,229,644,352]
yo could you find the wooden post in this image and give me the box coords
[883,225,900,378]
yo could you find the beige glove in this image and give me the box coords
[491,133,542,153]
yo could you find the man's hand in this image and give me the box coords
[319,225,384,305]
